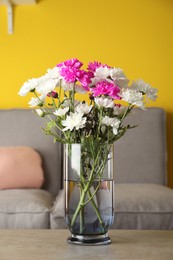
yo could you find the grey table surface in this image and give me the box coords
[0,229,173,260]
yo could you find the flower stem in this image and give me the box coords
[70,145,109,231]
[79,187,85,233]
[70,186,87,227]
[87,189,105,233]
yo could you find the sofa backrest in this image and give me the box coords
[114,107,167,185]
[0,108,167,194]
[0,109,62,196]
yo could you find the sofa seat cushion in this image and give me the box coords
[50,184,173,230]
[113,183,173,229]
[0,189,54,229]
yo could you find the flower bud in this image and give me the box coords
[47,91,58,98]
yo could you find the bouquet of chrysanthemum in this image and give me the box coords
[18,58,158,240]
[18,58,157,145]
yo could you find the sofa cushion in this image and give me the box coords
[0,146,44,189]
[50,184,173,230]
[0,189,54,228]
[113,183,173,229]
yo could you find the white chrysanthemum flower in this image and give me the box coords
[36,78,58,95]
[75,103,92,114]
[131,79,158,101]
[28,97,40,107]
[94,67,111,78]
[36,108,44,117]
[18,78,39,96]
[28,94,46,107]
[61,80,74,91]
[45,66,61,79]
[62,112,86,131]
[53,107,69,117]
[101,116,115,126]
[101,116,120,126]
[110,68,129,88]
[146,87,158,101]
[19,66,61,97]
[88,77,100,87]
[89,67,113,87]
[95,97,115,108]
[120,88,145,108]
[113,106,126,115]
[101,116,120,135]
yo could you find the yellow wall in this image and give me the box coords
[0,0,173,187]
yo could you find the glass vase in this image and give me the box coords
[64,142,114,245]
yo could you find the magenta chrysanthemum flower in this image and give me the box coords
[56,58,92,89]
[57,58,83,69]
[91,81,121,100]
[76,70,92,88]
[57,58,83,83]
[87,61,110,72]
[60,67,77,82]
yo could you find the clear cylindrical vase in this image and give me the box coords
[64,143,114,245]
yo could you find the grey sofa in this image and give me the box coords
[0,108,173,229]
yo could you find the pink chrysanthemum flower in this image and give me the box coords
[91,81,121,100]
[87,61,110,72]
[57,58,83,69]
[57,58,92,89]
[60,67,77,82]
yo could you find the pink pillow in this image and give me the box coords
[0,146,44,189]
